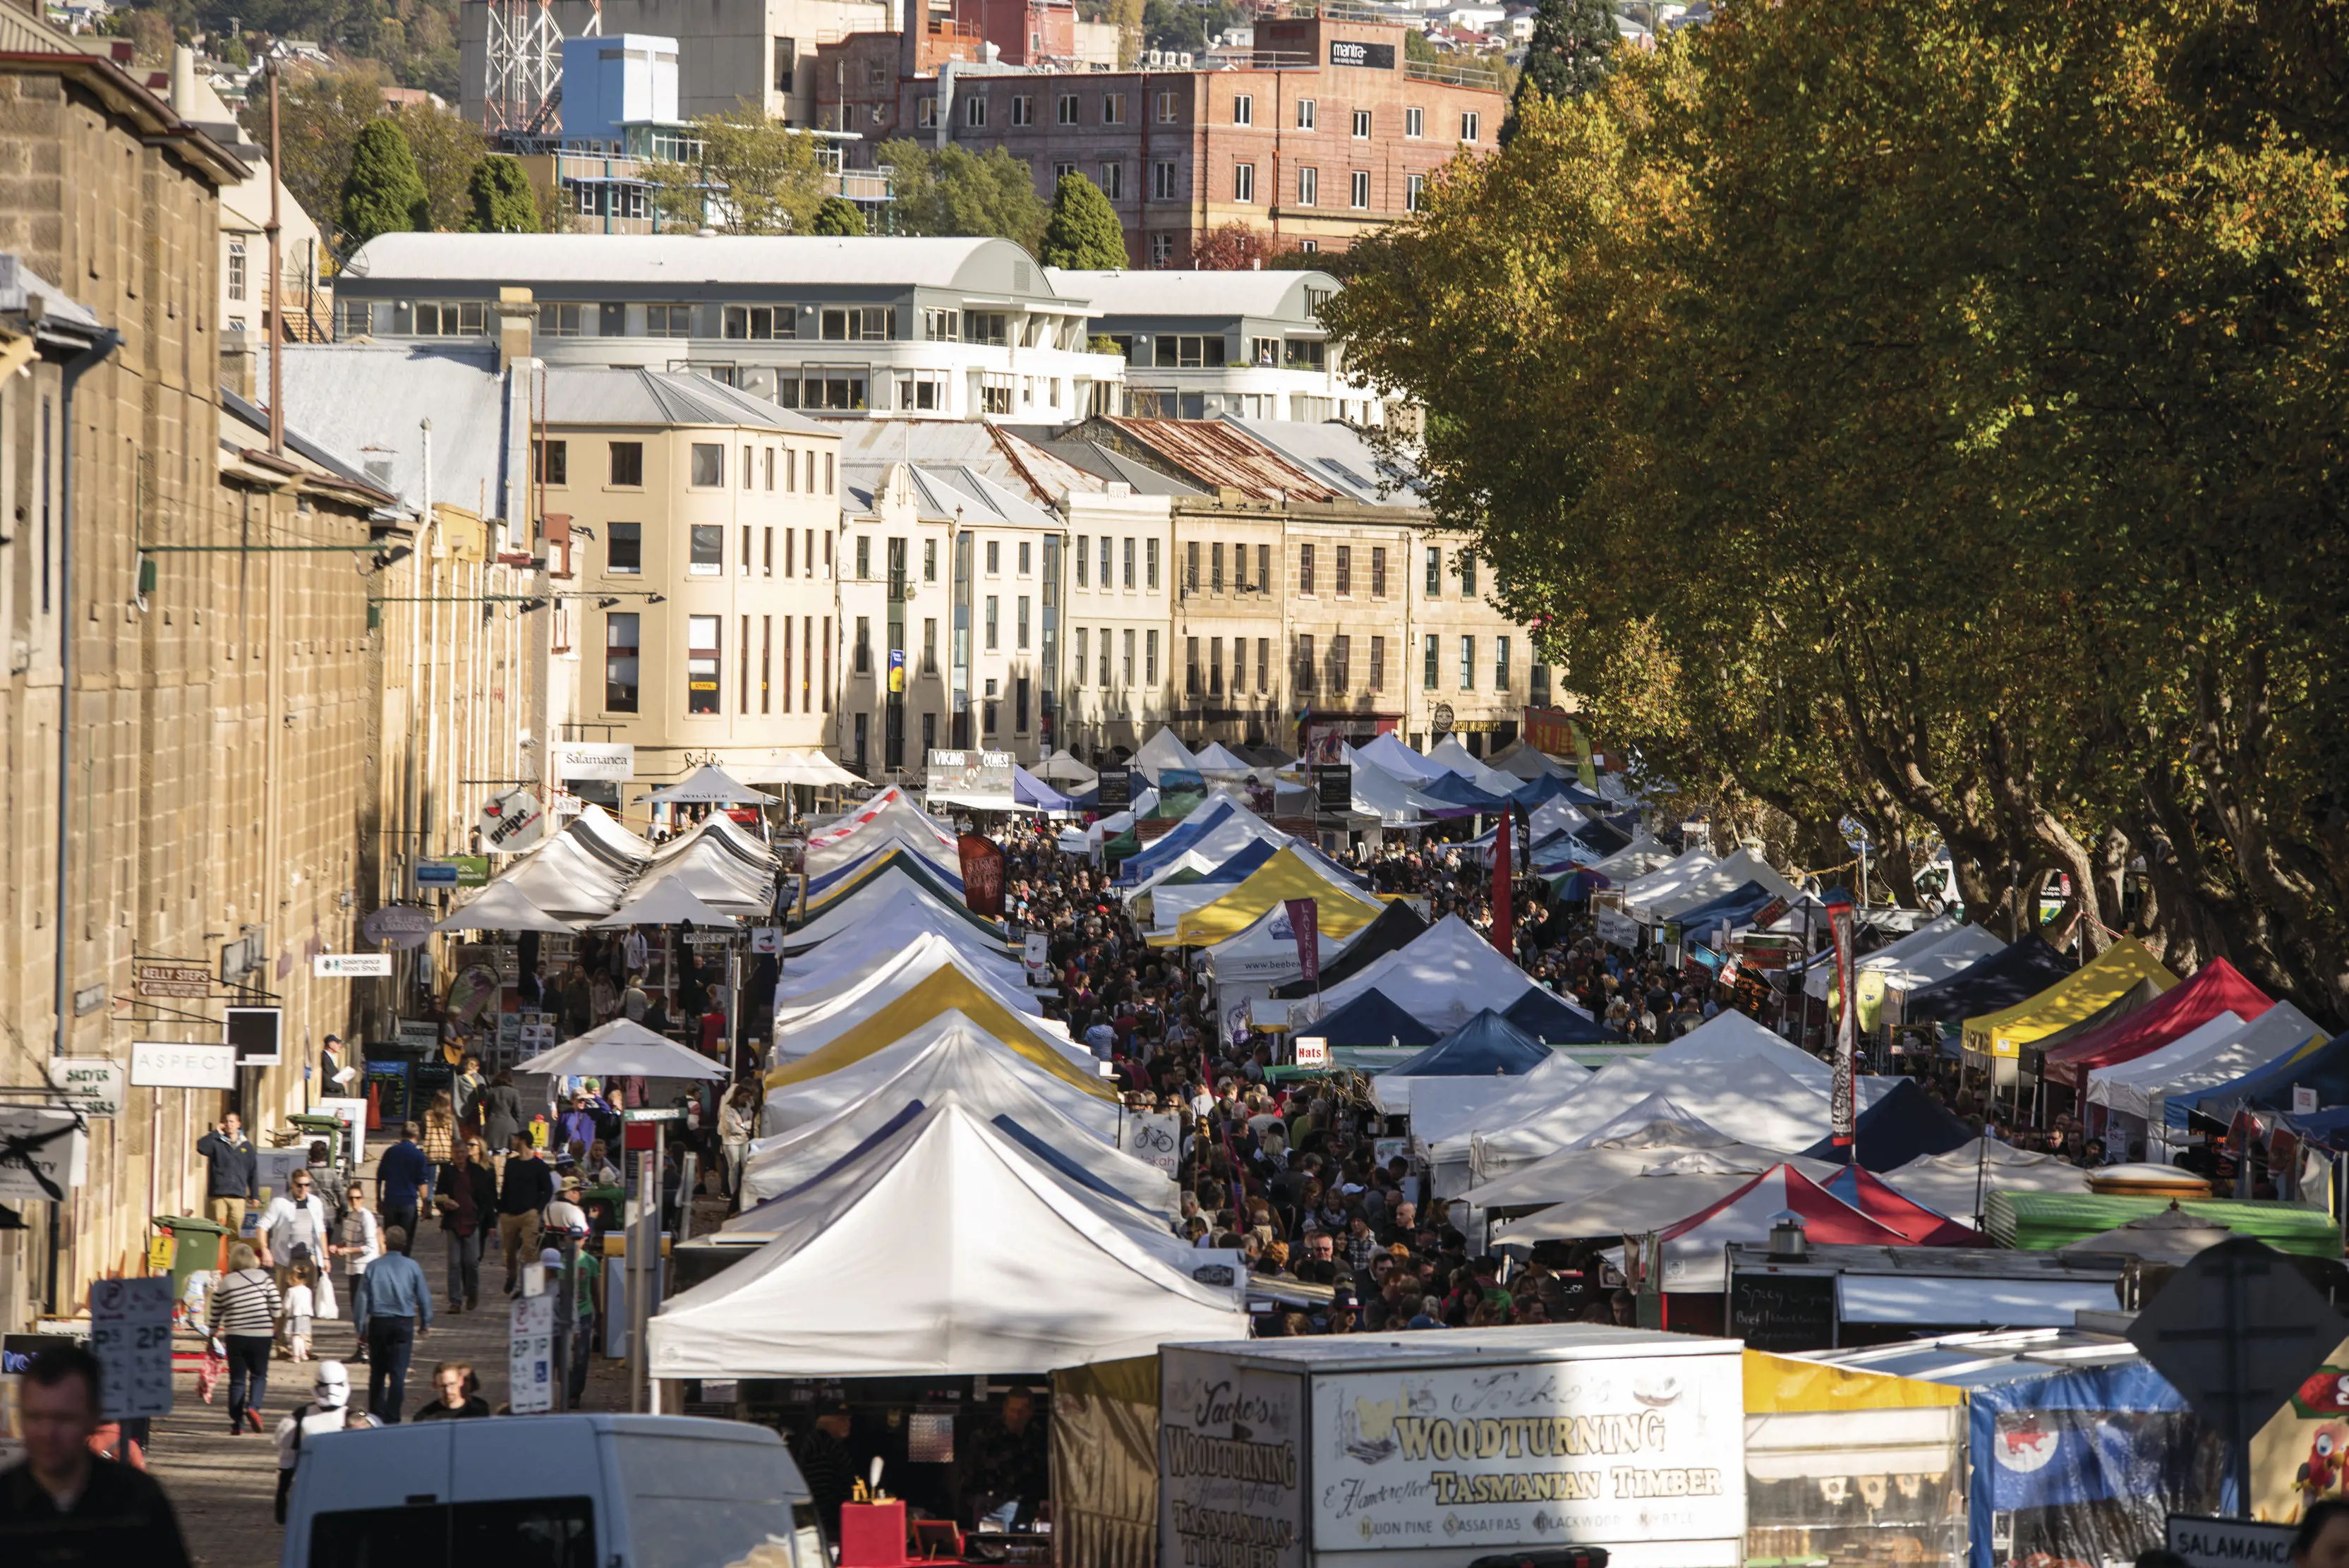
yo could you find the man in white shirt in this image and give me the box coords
[258,1169,334,1284]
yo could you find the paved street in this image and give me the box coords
[145,1164,632,1565]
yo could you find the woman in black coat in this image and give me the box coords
[477,1071,524,1152]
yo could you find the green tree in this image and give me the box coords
[389,102,492,232]
[1036,173,1128,268]
[875,139,1049,252]
[465,153,541,232]
[338,114,430,246]
[644,104,829,234]
[245,65,386,243]
[811,195,866,236]
[1502,0,1617,144]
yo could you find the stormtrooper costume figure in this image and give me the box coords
[273,1361,382,1521]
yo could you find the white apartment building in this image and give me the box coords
[1044,267,1391,424]
[334,234,1127,423]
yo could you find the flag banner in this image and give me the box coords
[1282,897,1320,989]
[1828,895,1859,1145]
[958,833,1005,918]
[1488,804,1516,957]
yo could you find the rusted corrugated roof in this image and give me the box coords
[1103,417,1346,504]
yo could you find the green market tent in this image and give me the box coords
[1985,1189,2337,1255]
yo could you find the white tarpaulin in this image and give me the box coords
[1636,848,1799,923]
[781,877,1010,955]
[1130,728,1200,783]
[760,1008,1118,1138]
[1835,1275,2118,1328]
[775,933,1041,1037]
[498,832,634,918]
[1459,1094,1746,1211]
[1469,1056,1844,1181]
[591,874,742,929]
[1588,832,1676,882]
[1200,901,1351,987]
[517,1019,727,1080]
[1348,732,1448,785]
[1404,1053,1600,1152]
[763,963,1092,1081]
[2079,1011,2247,1119]
[2087,1000,2326,1132]
[776,928,1029,1006]
[1425,736,1524,796]
[1296,914,1540,1031]
[1614,848,1720,910]
[1878,1140,2091,1219]
[1495,1147,1846,1245]
[433,879,583,934]
[648,1100,1246,1379]
[1803,912,1964,999]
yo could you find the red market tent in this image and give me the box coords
[1820,1163,1983,1246]
[1648,1164,1915,1291]
[2041,957,2273,1090]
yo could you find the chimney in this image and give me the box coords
[171,44,198,116]
[496,285,536,372]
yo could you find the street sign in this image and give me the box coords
[0,1109,87,1202]
[2130,1238,2346,1500]
[415,861,461,889]
[130,1040,236,1090]
[313,953,393,978]
[359,905,437,950]
[508,1286,556,1415]
[88,1277,172,1420]
[480,787,549,853]
[45,1059,124,1121]
[2166,1514,2293,1567]
[622,1108,687,1123]
[1096,768,1131,808]
[749,927,783,955]
[550,741,634,782]
[224,1006,283,1067]
[2295,1085,2319,1116]
[133,961,212,999]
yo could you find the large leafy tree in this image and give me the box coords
[874,140,1050,252]
[645,104,831,234]
[465,154,541,233]
[338,114,430,246]
[1327,1,2349,1024]
[1037,173,1130,268]
[1501,0,1617,143]
[811,196,866,236]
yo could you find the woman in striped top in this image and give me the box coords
[208,1242,282,1435]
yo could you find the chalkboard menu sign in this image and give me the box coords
[1316,765,1353,812]
[1097,768,1132,808]
[1729,1271,1837,1351]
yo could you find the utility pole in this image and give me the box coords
[266,57,284,454]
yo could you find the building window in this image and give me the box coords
[1298,98,1320,131]
[608,521,642,574]
[1123,536,1135,589]
[764,526,774,574]
[1185,540,1200,593]
[1495,636,1511,691]
[1406,106,1425,138]
[1153,160,1182,200]
[1012,94,1034,126]
[1233,162,1255,203]
[1425,545,1442,596]
[533,438,568,485]
[1210,542,1224,591]
[1370,545,1387,598]
[1297,166,1318,207]
[821,307,894,341]
[1420,634,1439,689]
[1461,551,1478,596]
[610,441,644,486]
[742,444,754,490]
[1351,169,1370,209]
[1331,634,1350,694]
[1531,662,1552,707]
[923,307,960,342]
[1099,536,1113,586]
[857,535,873,580]
[985,594,999,651]
[1103,92,1126,124]
[986,540,1001,576]
[965,94,987,127]
[1287,338,1327,370]
[1335,544,1352,596]
[1461,111,1480,143]
[647,303,696,337]
[1099,161,1124,200]
[1015,674,1030,732]
[1353,108,1372,138]
[967,312,1010,346]
[687,442,723,488]
[1460,635,1475,689]
[1018,594,1031,649]
[687,615,722,713]
[413,301,489,336]
[605,613,640,712]
[1156,90,1179,123]
[1058,92,1079,124]
[924,539,938,581]
[1298,543,1315,595]
[1293,632,1315,692]
[723,305,795,339]
[924,616,939,673]
[540,301,586,337]
[1100,627,1112,687]
[1145,629,1158,685]
[1150,232,1175,266]
[337,298,373,337]
[855,614,871,673]
[1145,537,1159,589]
[1186,636,1201,696]
[1075,627,1089,685]
[1369,634,1386,692]
[690,524,724,575]
[1018,540,1032,576]
[1121,628,1135,685]
[1152,334,1227,368]
[1232,94,1252,126]
[228,239,247,301]
[918,97,938,129]
[1257,543,1271,591]
[1406,173,1426,212]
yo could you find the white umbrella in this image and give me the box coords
[433,879,582,934]
[590,873,744,929]
[1031,748,1099,786]
[634,763,781,805]
[517,1018,726,1080]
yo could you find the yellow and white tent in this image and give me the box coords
[1962,936,2177,1061]
[1152,846,1386,948]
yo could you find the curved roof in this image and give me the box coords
[343,233,1072,296]
[1041,267,1339,322]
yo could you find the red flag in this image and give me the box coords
[1282,897,1320,990]
[1490,811,1514,957]
[958,832,1005,919]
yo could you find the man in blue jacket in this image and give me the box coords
[376,1122,431,1254]
[194,1112,256,1231]
[352,1229,432,1423]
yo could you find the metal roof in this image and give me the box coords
[832,419,1115,506]
[842,460,1063,531]
[1223,416,1425,508]
[340,234,1077,299]
[999,427,1208,497]
[1102,416,1345,503]
[1040,267,1336,325]
[541,366,830,433]
[274,342,509,514]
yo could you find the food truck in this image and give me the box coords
[1157,1325,1747,1568]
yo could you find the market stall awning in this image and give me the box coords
[752,749,867,788]
[1902,934,2077,1024]
[433,879,583,934]
[763,967,1113,1101]
[1298,913,1539,1030]
[1269,899,1426,999]
[2040,957,2271,1088]
[589,873,743,929]
[1799,1078,1976,1171]
[1962,936,2179,1061]
[517,1018,727,1080]
[1159,848,1385,947]
[634,763,781,805]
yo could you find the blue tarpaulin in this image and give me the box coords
[1503,985,1612,1044]
[1799,1078,1976,1170]
[1383,1009,1550,1078]
[1011,766,1074,812]
[1300,989,1441,1049]
[1903,936,2078,1023]
[2182,1027,2349,1129]
[1116,802,1236,882]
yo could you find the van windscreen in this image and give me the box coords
[309,1496,596,1568]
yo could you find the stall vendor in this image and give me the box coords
[962,1389,1049,1528]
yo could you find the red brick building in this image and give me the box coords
[816,8,1504,264]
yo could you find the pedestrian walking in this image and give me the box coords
[434,1137,495,1313]
[272,1362,378,1523]
[719,1082,757,1200]
[477,1071,524,1168]
[255,1166,332,1287]
[354,1228,432,1423]
[0,1345,192,1566]
[496,1133,552,1294]
[335,1178,381,1363]
[377,1121,431,1251]
[206,1243,282,1435]
[194,1111,256,1234]
[411,1362,491,1421]
[453,1053,487,1142]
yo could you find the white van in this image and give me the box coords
[279,1413,821,1568]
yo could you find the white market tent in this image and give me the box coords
[1528,797,1587,840]
[1344,761,1446,826]
[1587,832,1676,882]
[1806,916,1995,1000]
[569,804,654,864]
[433,879,582,934]
[500,831,636,918]
[1636,848,1799,923]
[1459,1093,1742,1210]
[1614,848,1720,910]
[1190,741,1255,774]
[1031,749,1098,786]
[1131,728,1200,783]
[1469,1055,1845,1183]
[2077,1011,2247,1121]
[1878,1140,2092,1220]
[1145,841,1370,936]
[2086,1000,2326,1133]
[1350,732,1449,785]
[741,1020,1161,1208]
[780,875,1011,955]
[776,927,1029,1006]
[774,935,1044,1047]
[591,873,742,929]
[1297,914,1540,1031]
[637,764,781,805]
[648,1099,1248,1380]
[1495,1147,1847,1246]
[640,830,775,917]
[1200,900,1353,990]
[1425,737,1523,797]
[763,963,1094,1082]
[1403,1052,1598,1154]
[753,749,868,789]
[517,1018,728,1080]
[1488,737,1570,781]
